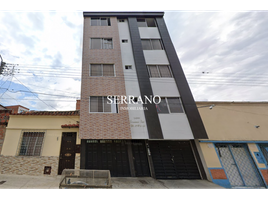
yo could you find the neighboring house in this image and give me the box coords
[0,104,12,154]
[0,102,80,176]
[6,105,30,114]
[79,12,208,179]
[197,101,268,188]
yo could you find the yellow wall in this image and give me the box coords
[197,102,268,141]
[199,142,222,168]
[1,115,80,156]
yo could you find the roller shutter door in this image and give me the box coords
[149,141,201,179]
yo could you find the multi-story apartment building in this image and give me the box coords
[80,12,208,179]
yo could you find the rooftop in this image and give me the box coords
[12,110,80,116]
[83,11,164,17]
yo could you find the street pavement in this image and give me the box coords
[0,174,224,189]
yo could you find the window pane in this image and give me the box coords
[137,18,147,27]
[91,38,101,49]
[141,39,152,50]
[91,64,102,76]
[19,132,44,156]
[148,65,160,77]
[146,18,156,27]
[101,18,108,26]
[90,96,98,112]
[97,97,103,112]
[158,65,172,77]
[167,97,184,113]
[103,64,114,76]
[151,39,162,50]
[104,97,111,112]
[156,98,169,113]
[102,38,113,49]
[91,18,99,26]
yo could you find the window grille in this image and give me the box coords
[19,132,45,156]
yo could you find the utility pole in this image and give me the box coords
[0,54,5,75]
[0,55,19,76]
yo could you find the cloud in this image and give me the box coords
[27,12,45,31]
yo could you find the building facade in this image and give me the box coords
[197,101,268,188]
[80,12,208,179]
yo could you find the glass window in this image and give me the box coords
[137,18,147,27]
[91,38,101,49]
[102,38,113,49]
[90,96,98,112]
[103,64,114,76]
[91,64,102,76]
[91,17,110,26]
[158,65,172,77]
[148,65,172,78]
[141,39,152,50]
[146,18,156,27]
[90,96,117,113]
[100,18,108,26]
[104,97,111,112]
[148,65,160,77]
[156,97,169,113]
[167,97,184,113]
[151,39,162,50]
[97,96,103,112]
[19,132,45,156]
[91,18,99,26]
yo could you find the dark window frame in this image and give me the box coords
[141,39,164,50]
[19,132,45,156]
[91,17,111,26]
[156,97,184,114]
[90,38,113,49]
[147,65,173,78]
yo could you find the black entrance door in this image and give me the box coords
[86,140,131,177]
[132,140,150,177]
[149,141,201,179]
[58,132,77,175]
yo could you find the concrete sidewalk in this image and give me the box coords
[0,174,224,189]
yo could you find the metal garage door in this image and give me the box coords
[149,141,201,179]
[85,140,131,177]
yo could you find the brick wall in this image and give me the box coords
[80,17,131,139]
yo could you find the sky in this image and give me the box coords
[1,1,268,111]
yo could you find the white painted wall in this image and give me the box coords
[158,114,194,139]
[118,19,149,139]
[143,50,169,64]
[139,27,160,39]
[150,78,180,96]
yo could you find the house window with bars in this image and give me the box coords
[19,132,45,156]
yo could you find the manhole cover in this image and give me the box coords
[139,180,148,184]
[0,181,6,185]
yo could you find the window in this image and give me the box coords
[125,65,132,69]
[90,64,114,76]
[141,39,163,50]
[19,132,45,156]
[122,39,128,43]
[119,19,125,22]
[147,65,172,78]
[137,18,156,27]
[156,97,184,114]
[90,96,117,113]
[91,38,113,49]
[91,17,111,26]
[156,97,169,113]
